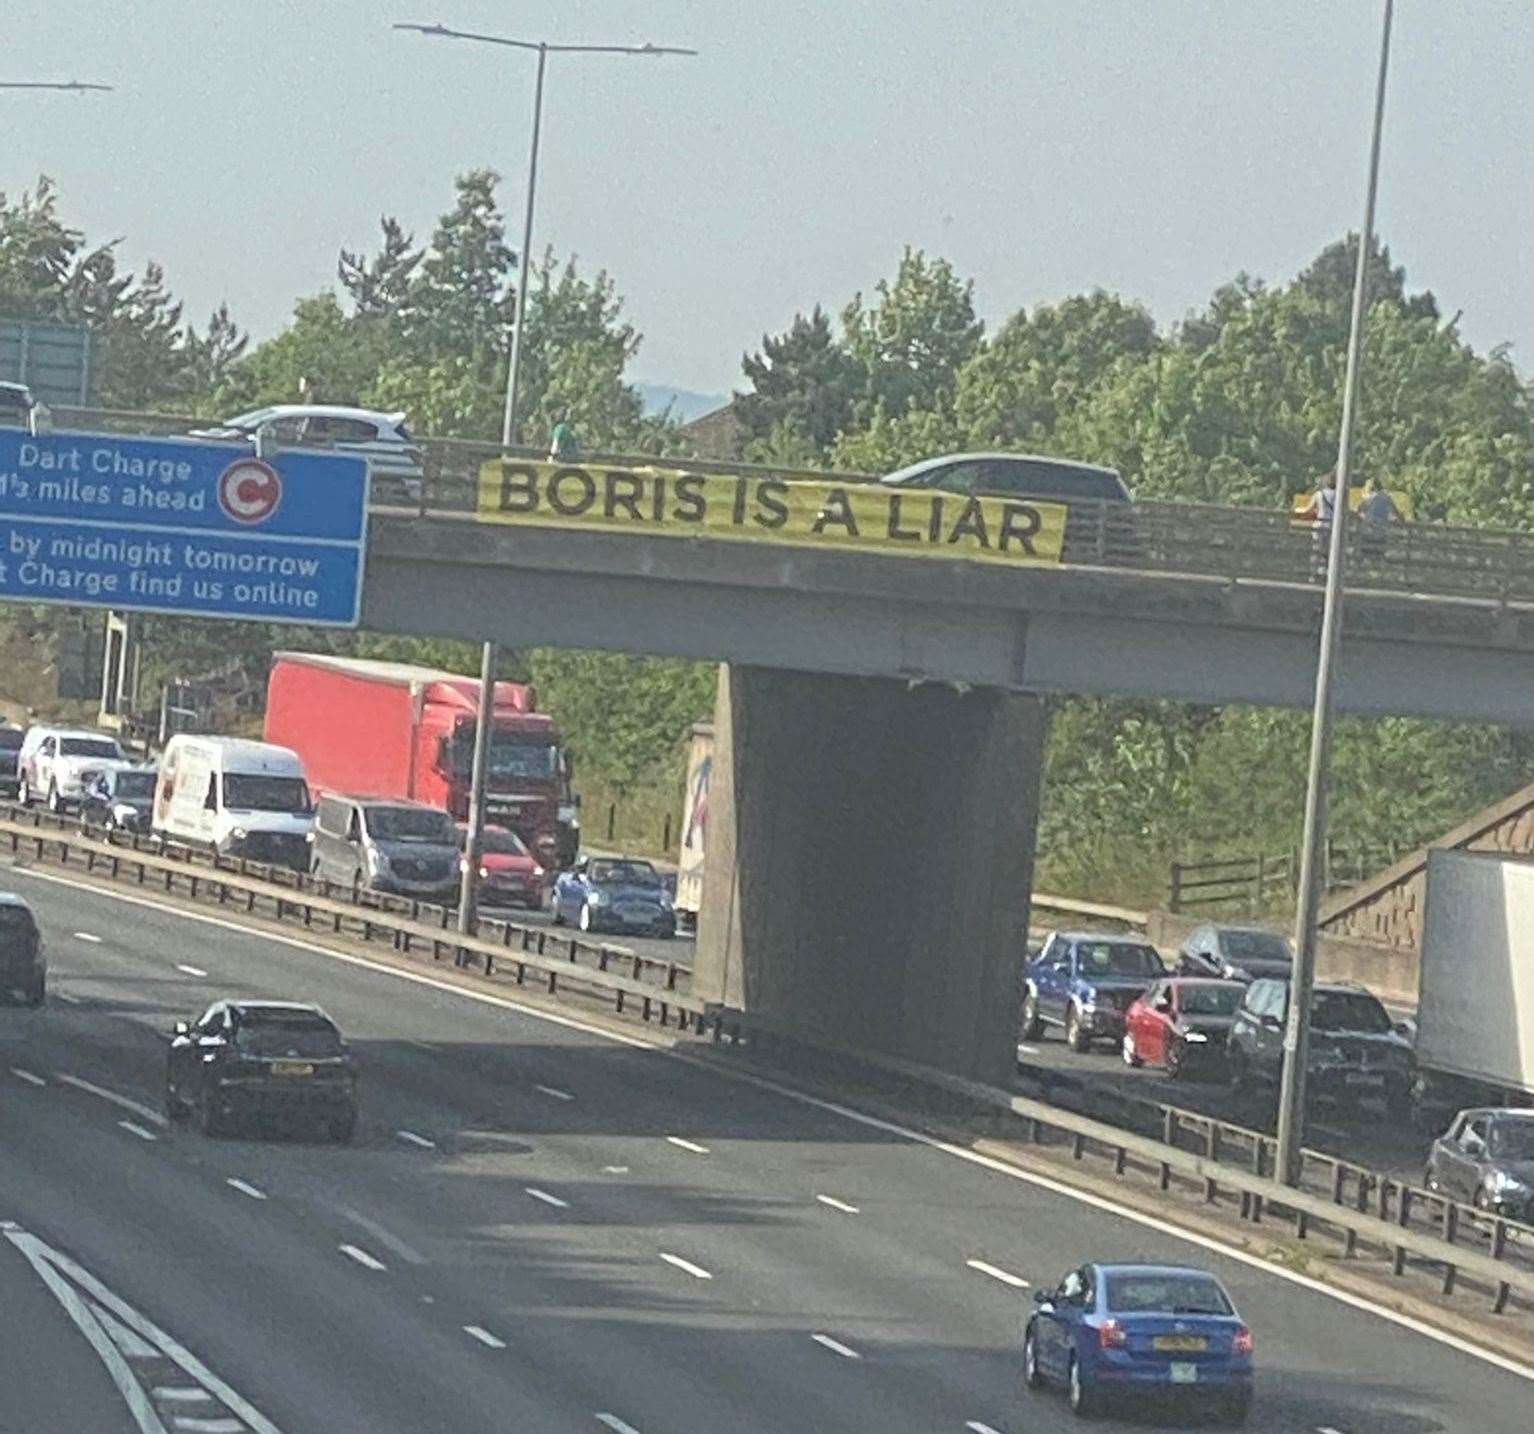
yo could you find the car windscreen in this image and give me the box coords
[589,860,660,887]
[1077,942,1164,977]
[222,774,310,813]
[234,1013,342,1057]
[115,772,157,800]
[1105,1273,1233,1316]
[366,806,456,843]
[221,408,275,429]
[0,729,24,751]
[1490,1121,1534,1160]
[1311,990,1393,1034]
[1220,930,1292,965]
[479,828,531,857]
[60,738,123,759]
[487,738,559,779]
[1179,984,1243,1016]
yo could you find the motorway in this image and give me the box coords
[1,862,1529,1432]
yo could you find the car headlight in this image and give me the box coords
[1226,965,1251,982]
[230,827,249,842]
[1182,1031,1209,1043]
[478,865,492,880]
[588,889,609,907]
[112,803,138,821]
[1487,1170,1533,1198]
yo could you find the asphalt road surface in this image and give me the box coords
[0,858,1527,1432]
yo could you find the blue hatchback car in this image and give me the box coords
[1024,1262,1253,1424]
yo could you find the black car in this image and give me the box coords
[1226,978,1412,1114]
[79,765,158,833]
[166,1001,358,1140]
[1179,924,1294,983]
[1424,1108,1534,1220]
[0,894,45,1006]
[0,725,25,797]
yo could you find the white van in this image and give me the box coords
[153,736,313,871]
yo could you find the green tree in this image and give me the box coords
[736,305,862,456]
[219,292,388,412]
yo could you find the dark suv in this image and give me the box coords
[166,1000,358,1140]
[0,894,45,1006]
[1022,931,1168,1052]
[1227,978,1412,1114]
[0,725,26,797]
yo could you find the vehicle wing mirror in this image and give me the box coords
[173,1020,190,1037]
[1032,1290,1052,1308]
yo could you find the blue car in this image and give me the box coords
[550,856,676,938]
[1024,1262,1253,1424]
[1022,931,1168,1053]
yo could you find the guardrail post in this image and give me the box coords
[1162,1108,1176,1147]
[1494,1280,1511,1315]
[1491,1218,1507,1260]
[1441,1202,1457,1245]
[1331,1164,1346,1204]
[1441,1263,1457,1297]
[1071,1132,1086,1161]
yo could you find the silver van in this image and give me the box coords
[310,795,460,900]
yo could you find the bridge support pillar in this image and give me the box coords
[694,664,1045,1085]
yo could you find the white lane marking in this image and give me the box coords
[175,964,208,978]
[602,1165,630,1174]
[1017,1043,1040,1055]
[20,847,1534,1386]
[815,1195,860,1214]
[154,1388,214,1403]
[55,989,82,1004]
[338,1244,387,1272]
[1317,1428,1347,1434]
[7,1228,280,1432]
[811,1333,860,1359]
[117,1119,159,1142]
[225,1179,266,1201]
[395,1129,436,1149]
[659,1252,713,1281]
[334,1206,426,1267]
[665,1136,710,1154]
[966,1258,1029,1289]
[10,1067,46,1086]
[525,1187,569,1209]
[170,1419,243,1432]
[535,1084,575,1101]
[595,1416,643,1434]
[403,1038,442,1054]
[966,1423,1004,1434]
[93,1303,161,1360]
[463,1325,506,1349]
[73,931,102,943]
[56,1073,168,1129]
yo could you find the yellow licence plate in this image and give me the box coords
[1153,1335,1208,1353]
[270,1061,314,1077]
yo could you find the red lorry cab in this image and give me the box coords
[263,653,574,863]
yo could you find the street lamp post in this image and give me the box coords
[0,80,112,92]
[395,22,696,935]
[1275,0,1396,1187]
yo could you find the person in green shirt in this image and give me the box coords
[548,416,580,462]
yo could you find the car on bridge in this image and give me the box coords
[1178,924,1294,983]
[1121,977,1245,1079]
[1024,1261,1253,1424]
[1226,978,1413,1115]
[0,894,45,1006]
[1022,931,1168,1052]
[165,1000,358,1140]
[551,855,676,938]
[1423,1107,1534,1220]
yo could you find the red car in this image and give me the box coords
[1122,978,1245,1079]
[459,823,545,910]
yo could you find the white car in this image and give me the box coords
[16,727,130,813]
[188,405,424,503]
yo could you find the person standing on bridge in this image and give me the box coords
[549,415,581,464]
[1355,475,1400,565]
[1301,470,1339,580]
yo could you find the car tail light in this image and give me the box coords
[1232,1325,1253,1355]
[1098,1319,1127,1349]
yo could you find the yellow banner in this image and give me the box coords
[475,459,1068,566]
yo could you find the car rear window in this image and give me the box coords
[590,860,660,886]
[1106,1273,1233,1315]
[61,738,123,759]
[235,1013,342,1057]
[1221,930,1292,964]
[1077,941,1164,977]
[1311,990,1392,1034]
[1179,984,1242,1016]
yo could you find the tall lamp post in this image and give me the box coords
[1275,0,1395,1187]
[0,80,113,92]
[395,22,696,934]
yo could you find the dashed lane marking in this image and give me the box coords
[117,1120,159,1142]
[170,1419,243,1432]
[658,1252,713,1281]
[175,965,208,979]
[154,1388,214,1403]
[966,1423,1004,1434]
[54,990,82,1004]
[463,1325,506,1349]
[815,1195,860,1214]
[10,1067,45,1086]
[525,1187,570,1210]
[966,1259,1029,1289]
[395,1129,436,1149]
[665,1136,710,1154]
[333,1207,426,1267]
[602,1165,630,1174]
[536,1084,575,1101]
[811,1333,860,1359]
[338,1244,387,1272]
[73,931,102,943]
[595,1415,643,1434]
[225,1179,266,1201]
[56,1073,168,1129]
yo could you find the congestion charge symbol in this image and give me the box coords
[217,458,282,525]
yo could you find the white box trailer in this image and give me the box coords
[674,723,713,932]
[1418,849,1534,1098]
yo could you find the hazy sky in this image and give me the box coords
[7,2,1533,395]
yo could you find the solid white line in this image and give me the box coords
[815,1195,860,1214]
[334,1207,427,1267]
[175,964,208,978]
[118,1120,159,1142]
[665,1135,710,1154]
[525,1187,569,1209]
[5,1228,281,1434]
[338,1244,387,1272]
[536,1084,575,1101]
[395,1129,437,1149]
[57,1073,168,1129]
[463,1325,506,1349]
[10,1067,46,1087]
[659,1252,713,1281]
[811,1333,860,1359]
[966,1258,1029,1289]
[966,1423,1004,1434]
[73,931,102,943]
[225,1179,266,1201]
[93,1303,161,1360]
[595,1416,643,1434]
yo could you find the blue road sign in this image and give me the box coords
[0,427,368,626]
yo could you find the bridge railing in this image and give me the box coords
[42,405,1534,605]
